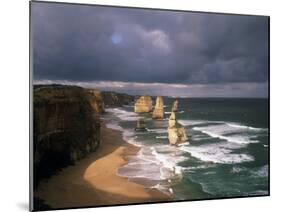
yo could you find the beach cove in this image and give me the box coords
[34,121,170,209]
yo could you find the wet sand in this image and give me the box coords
[34,121,170,209]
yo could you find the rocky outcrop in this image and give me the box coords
[134,95,153,113]
[167,112,187,145]
[152,96,164,119]
[87,89,105,114]
[135,118,147,131]
[101,91,134,107]
[33,85,101,187]
[172,100,179,112]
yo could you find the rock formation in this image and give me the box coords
[167,112,187,145]
[33,85,101,186]
[87,89,105,114]
[33,84,136,187]
[134,95,153,113]
[101,91,134,107]
[172,100,179,112]
[135,118,147,131]
[152,96,164,119]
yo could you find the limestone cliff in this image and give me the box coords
[134,95,153,113]
[33,85,136,187]
[172,100,179,112]
[167,112,187,145]
[87,89,105,114]
[33,85,101,187]
[101,91,134,107]
[152,96,164,119]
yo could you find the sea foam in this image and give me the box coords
[180,142,254,164]
[106,108,140,121]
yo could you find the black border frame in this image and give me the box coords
[29,0,270,211]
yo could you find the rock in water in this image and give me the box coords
[135,118,147,131]
[172,100,179,112]
[168,111,176,127]
[152,96,164,119]
[167,112,188,145]
[134,95,153,113]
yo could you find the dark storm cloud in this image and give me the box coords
[31,2,268,87]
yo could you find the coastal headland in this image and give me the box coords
[34,121,169,209]
[33,84,170,210]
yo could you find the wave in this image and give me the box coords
[180,119,267,132]
[180,142,254,164]
[179,120,209,127]
[122,130,142,147]
[106,120,142,147]
[193,122,260,144]
[147,128,167,134]
[251,165,268,178]
[106,108,140,121]
[106,122,123,131]
[156,136,168,139]
[165,110,184,115]
[118,144,186,183]
[226,123,266,131]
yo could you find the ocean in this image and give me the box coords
[103,98,269,200]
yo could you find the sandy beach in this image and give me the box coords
[34,121,170,209]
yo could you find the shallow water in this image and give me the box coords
[103,98,269,200]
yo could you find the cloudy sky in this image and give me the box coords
[31,2,269,97]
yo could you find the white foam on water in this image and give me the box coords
[147,128,167,134]
[180,119,267,133]
[247,190,269,196]
[165,110,184,115]
[118,144,187,184]
[251,165,268,178]
[226,123,266,131]
[230,166,247,173]
[106,122,123,131]
[182,164,216,171]
[106,119,142,147]
[106,108,140,121]
[179,120,206,126]
[263,144,268,148]
[193,123,260,144]
[122,129,142,147]
[156,136,168,139]
[180,142,254,164]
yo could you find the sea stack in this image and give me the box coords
[134,95,153,113]
[152,96,164,119]
[135,118,147,131]
[172,100,179,112]
[167,112,187,145]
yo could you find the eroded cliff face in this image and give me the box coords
[101,91,134,107]
[152,96,164,119]
[134,95,153,113]
[87,89,105,114]
[33,85,101,186]
[33,85,136,187]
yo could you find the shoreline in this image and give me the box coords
[34,120,170,209]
